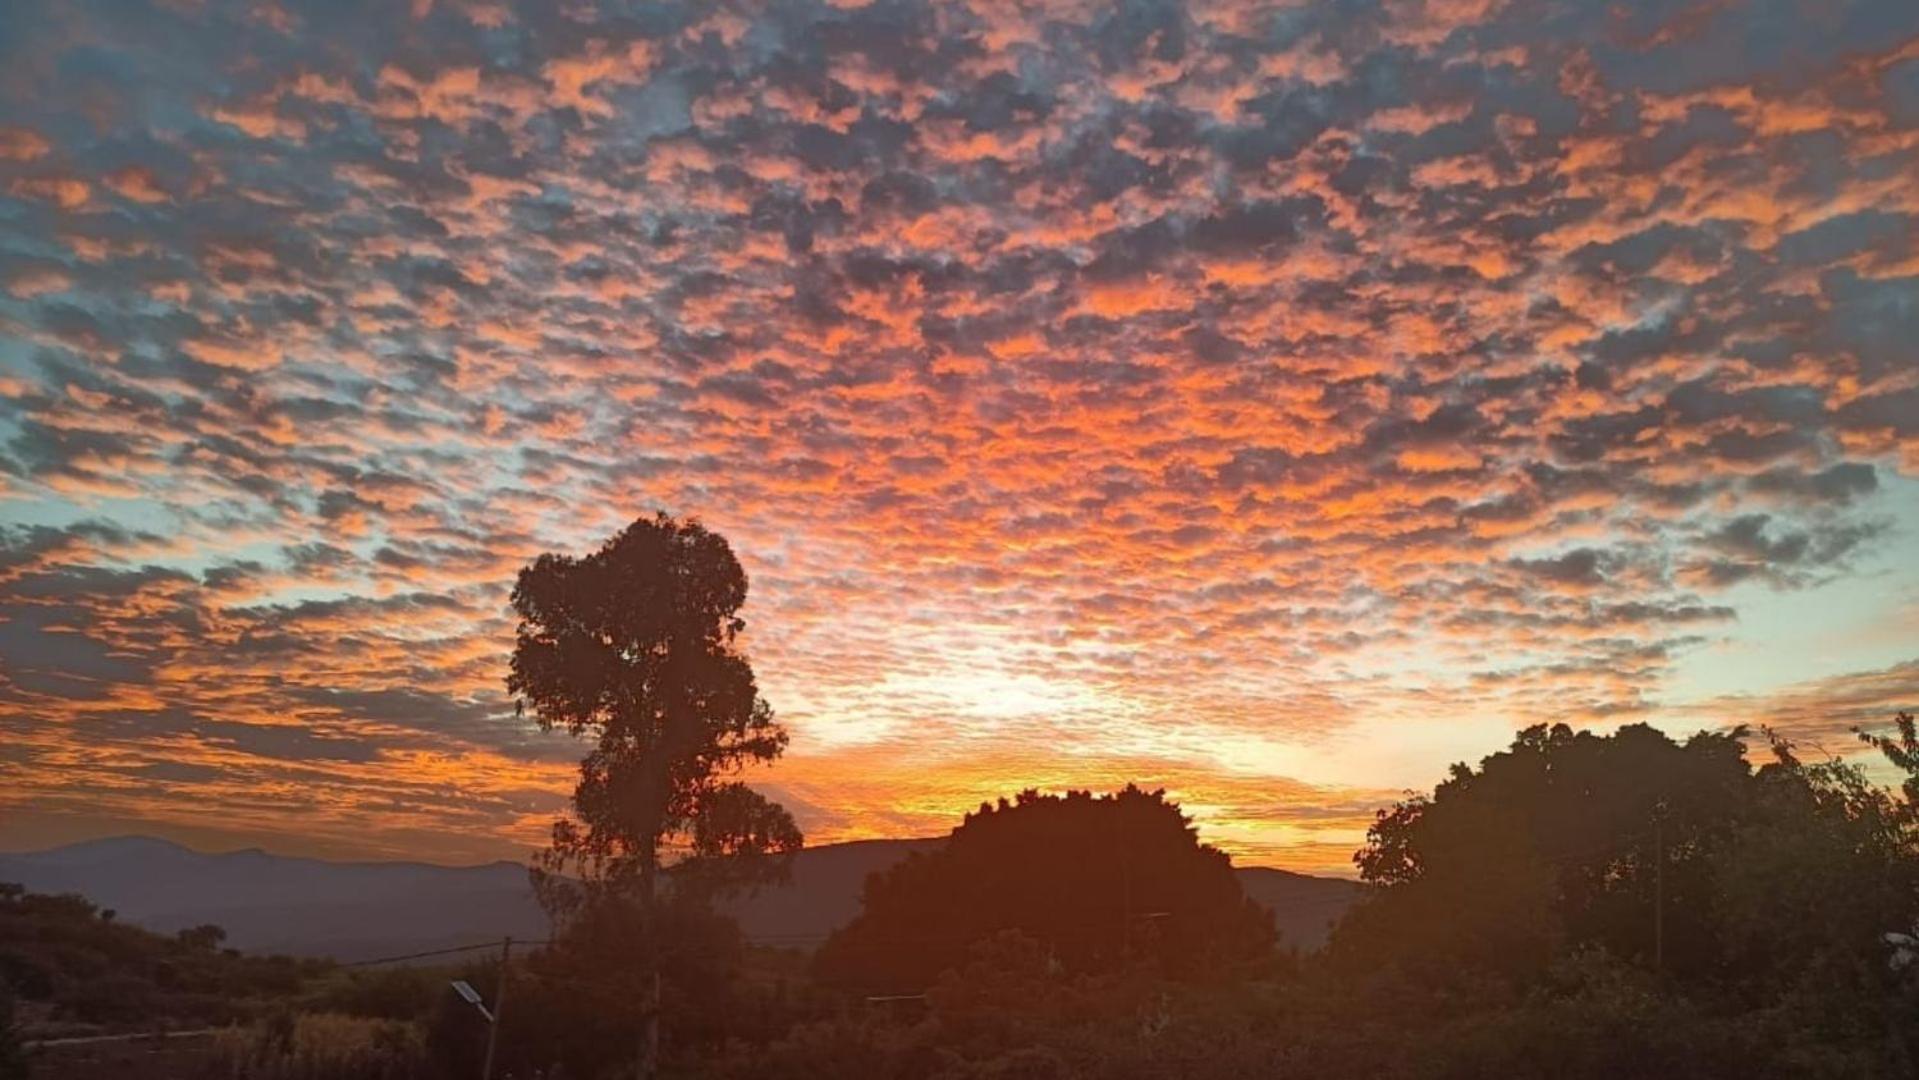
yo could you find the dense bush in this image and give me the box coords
[0,881,329,1036]
[816,787,1274,993]
[1328,721,1919,1074]
[198,1012,426,1080]
[309,967,440,1022]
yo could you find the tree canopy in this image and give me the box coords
[1334,719,1919,1032]
[508,512,802,914]
[509,513,804,1078]
[816,786,1275,993]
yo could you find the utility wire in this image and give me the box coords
[343,940,551,967]
[336,888,1378,965]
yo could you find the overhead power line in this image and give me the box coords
[343,940,551,967]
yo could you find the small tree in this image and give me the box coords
[177,923,227,950]
[509,512,802,1076]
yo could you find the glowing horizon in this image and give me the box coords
[2,0,1916,876]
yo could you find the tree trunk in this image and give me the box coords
[636,636,694,1080]
[637,834,659,1080]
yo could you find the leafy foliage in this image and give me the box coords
[1337,720,1919,1014]
[0,881,325,1035]
[14,633,1919,1080]
[1857,710,1919,809]
[203,1011,426,1080]
[816,787,1276,993]
[421,902,826,1079]
[508,512,802,915]
[709,718,1919,1080]
[177,924,228,951]
[1340,722,1756,979]
[507,513,806,1077]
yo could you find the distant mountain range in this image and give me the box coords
[0,836,1361,960]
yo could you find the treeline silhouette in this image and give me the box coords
[8,717,1919,1079]
[685,718,1919,1080]
[8,515,1916,1079]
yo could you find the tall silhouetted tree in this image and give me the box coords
[1336,719,1919,1024]
[509,512,802,1077]
[1338,723,1763,982]
[816,786,1275,993]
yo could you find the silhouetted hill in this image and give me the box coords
[0,836,545,960]
[1235,866,1365,950]
[0,836,1359,958]
[719,837,944,946]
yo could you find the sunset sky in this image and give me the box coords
[1,0,1916,875]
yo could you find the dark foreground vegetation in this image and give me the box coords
[7,516,1915,1078]
[9,714,1916,1079]
[0,882,323,1036]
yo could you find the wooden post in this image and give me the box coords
[637,843,660,1080]
[640,966,661,1079]
[482,937,510,1080]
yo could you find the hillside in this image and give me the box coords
[717,837,944,946]
[0,836,545,960]
[0,836,1360,959]
[1235,866,1365,951]
[0,880,326,1037]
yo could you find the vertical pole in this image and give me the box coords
[1117,800,1132,963]
[1653,813,1665,973]
[638,846,660,1080]
[482,936,510,1080]
[641,967,661,1079]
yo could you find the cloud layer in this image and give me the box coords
[2,0,1916,871]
